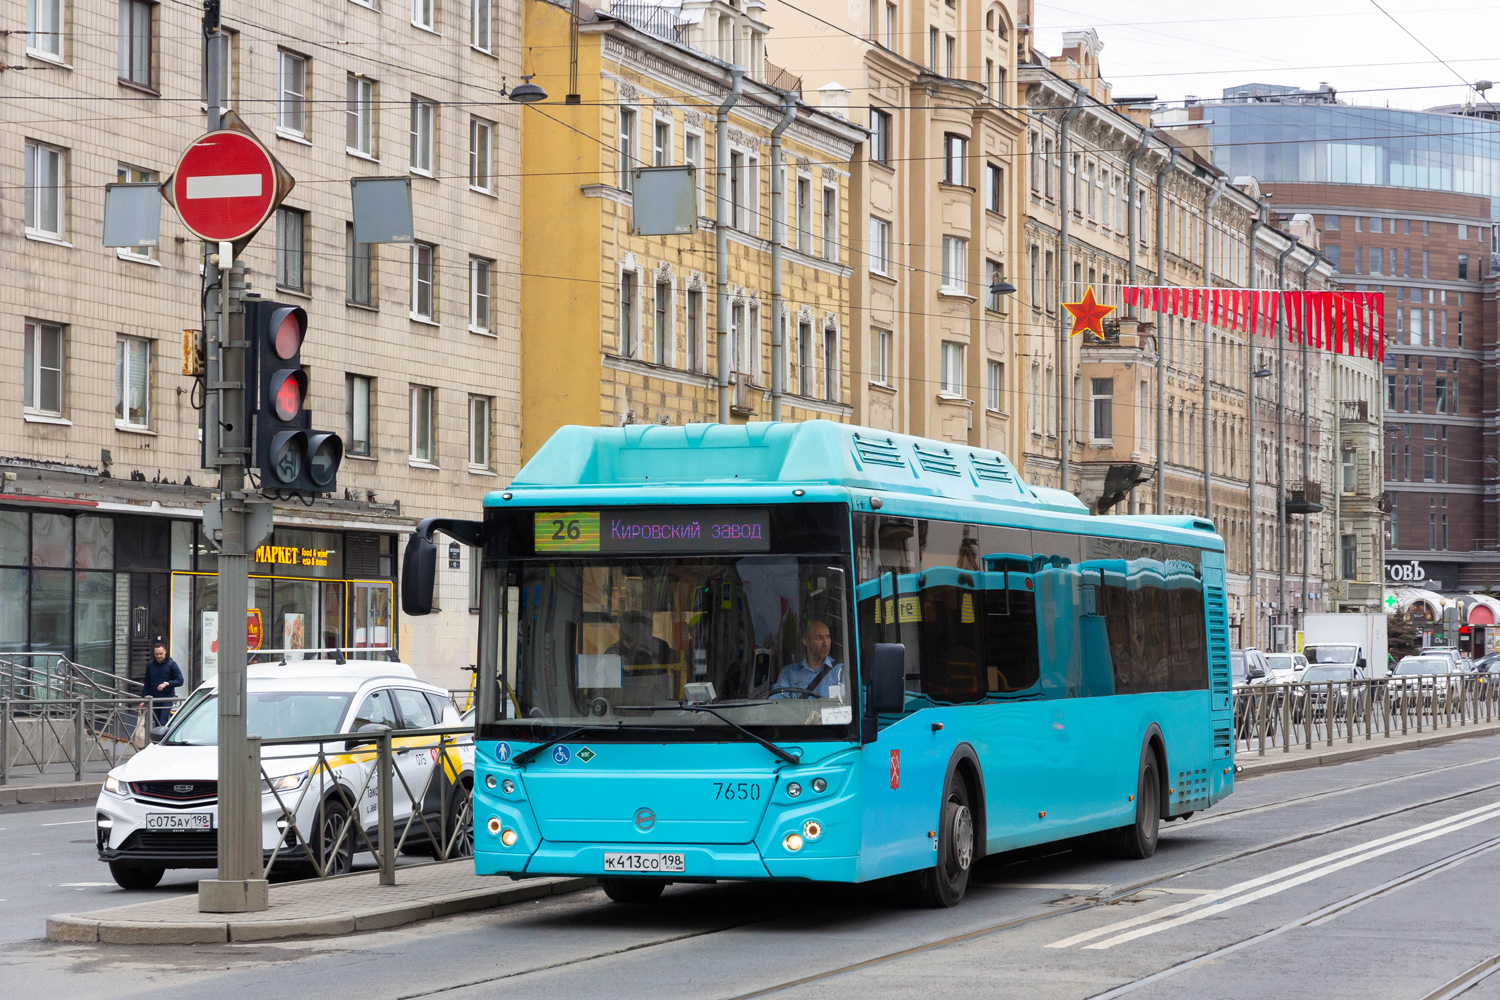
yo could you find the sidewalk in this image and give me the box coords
[48,861,593,944]
[0,765,110,808]
[1235,716,1500,777]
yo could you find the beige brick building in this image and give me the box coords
[1,0,522,688]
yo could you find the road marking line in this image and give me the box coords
[58,882,112,888]
[1048,797,1500,950]
[43,819,93,827]
[993,883,1106,891]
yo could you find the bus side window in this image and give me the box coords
[982,574,1040,693]
[917,571,985,703]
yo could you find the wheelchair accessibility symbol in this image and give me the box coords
[552,745,572,765]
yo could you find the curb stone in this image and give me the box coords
[0,782,103,809]
[1236,722,1500,778]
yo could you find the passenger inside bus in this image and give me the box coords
[770,618,844,699]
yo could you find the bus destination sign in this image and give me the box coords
[535,509,770,554]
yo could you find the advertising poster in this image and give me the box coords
[201,611,219,680]
[284,612,306,651]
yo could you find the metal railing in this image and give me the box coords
[0,653,143,702]
[1233,673,1499,756]
[1,695,174,784]
[254,724,475,882]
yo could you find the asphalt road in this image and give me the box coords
[4,735,1500,1000]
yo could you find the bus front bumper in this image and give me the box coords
[476,842,859,882]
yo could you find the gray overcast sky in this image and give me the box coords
[1033,0,1500,111]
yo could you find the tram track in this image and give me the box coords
[395,775,1500,1000]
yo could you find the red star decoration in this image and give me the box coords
[1064,286,1115,337]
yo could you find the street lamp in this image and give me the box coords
[1253,367,1273,378]
[989,278,1018,296]
[508,76,548,104]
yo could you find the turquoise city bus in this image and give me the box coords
[400,421,1234,907]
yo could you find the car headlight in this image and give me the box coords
[264,771,309,793]
[103,774,127,797]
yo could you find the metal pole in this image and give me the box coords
[715,67,745,424]
[74,696,84,783]
[1201,178,1226,521]
[769,96,796,422]
[1273,241,1295,647]
[1056,88,1084,492]
[1153,148,1179,514]
[1301,261,1313,633]
[1247,201,1267,650]
[0,700,8,786]
[378,729,395,886]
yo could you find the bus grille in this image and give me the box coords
[1205,585,1231,699]
[969,453,1015,484]
[852,434,908,469]
[913,444,960,477]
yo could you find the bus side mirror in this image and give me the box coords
[868,643,906,715]
[401,532,438,615]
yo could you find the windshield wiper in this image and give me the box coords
[512,725,603,766]
[614,705,800,765]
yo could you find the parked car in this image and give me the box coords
[1391,654,1459,710]
[1232,649,1275,740]
[95,660,473,889]
[1265,652,1309,684]
[1425,647,1472,672]
[1291,663,1368,723]
[1232,649,1272,685]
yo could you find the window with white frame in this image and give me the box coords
[823,325,838,401]
[798,320,813,395]
[1090,377,1113,440]
[654,278,671,364]
[986,162,1003,214]
[471,0,491,51]
[409,385,435,463]
[469,256,492,332]
[681,286,701,371]
[869,216,890,274]
[27,0,64,59]
[345,374,372,457]
[939,341,963,396]
[619,269,637,357]
[410,98,436,174]
[412,0,434,31]
[114,335,150,428]
[618,107,637,190]
[821,186,837,261]
[653,119,672,166]
[469,116,493,191]
[795,174,812,252]
[275,207,306,291]
[468,395,492,470]
[118,0,152,88]
[941,235,967,292]
[23,319,64,416]
[276,50,307,136]
[872,328,891,385]
[985,259,1005,311]
[346,224,373,305]
[684,130,703,214]
[986,360,1003,411]
[411,241,435,320]
[346,75,376,156]
[115,164,155,257]
[943,133,967,185]
[746,302,760,378]
[869,107,892,164]
[24,140,63,238]
[729,302,744,375]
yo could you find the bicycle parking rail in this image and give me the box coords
[1233,673,1498,757]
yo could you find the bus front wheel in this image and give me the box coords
[907,773,974,908]
[1108,748,1161,860]
[601,878,667,904]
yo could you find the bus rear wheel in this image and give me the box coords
[601,878,667,904]
[908,773,974,908]
[1108,748,1161,860]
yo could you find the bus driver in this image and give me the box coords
[771,618,844,699]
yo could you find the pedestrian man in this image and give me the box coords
[144,640,184,727]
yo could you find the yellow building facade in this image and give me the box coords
[520,0,864,460]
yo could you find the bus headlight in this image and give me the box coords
[502,780,515,794]
[500,829,518,847]
[811,778,827,793]
[485,775,497,789]
[802,820,822,841]
[783,832,804,852]
[786,782,802,798]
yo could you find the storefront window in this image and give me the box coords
[32,513,72,568]
[0,510,26,564]
[75,516,114,569]
[0,568,26,654]
[30,568,73,655]
[76,571,115,670]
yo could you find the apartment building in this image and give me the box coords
[763,0,1027,457]
[2,0,522,688]
[519,0,863,453]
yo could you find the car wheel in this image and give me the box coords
[445,782,474,859]
[906,771,975,908]
[108,861,164,890]
[601,878,667,904]
[309,799,355,877]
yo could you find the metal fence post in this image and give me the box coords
[74,696,85,782]
[1283,683,1292,753]
[247,735,263,878]
[0,700,8,786]
[438,735,450,860]
[378,729,395,887]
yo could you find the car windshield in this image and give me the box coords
[507,555,853,730]
[1302,665,1355,683]
[1305,644,1358,664]
[1395,659,1450,676]
[1266,655,1298,671]
[1231,652,1246,673]
[164,691,353,745]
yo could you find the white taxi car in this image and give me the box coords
[96,660,473,889]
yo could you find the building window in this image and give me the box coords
[798,321,813,395]
[114,335,150,429]
[276,50,308,136]
[118,0,152,88]
[654,279,671,364]
[468,395,492,470]
[619,270,637,357]
[346,224,373,306]
[869,216,891,275]
[115,164,156,258]
[986,260,1005,312]
[941,236,967,292]
[796,175,812,252]
[823,325,838,402]
[409,385,435,464]
[275,207,306,292]
[1341,446,1356,493]
[869,108,892,164]
[346,375,372,457]
[939,342,963,396]
[27,0,64,59]
[469,116,493,191]
[684,131,703,214]
[471,0,491,51]
[929,27,938,68]
[653,119,671,166]
[986,163,1003,214]
[411,241,436,320]
[986,360,1003,411]
[1340,535,1357,580]
[619,107,637,191]
[24,140,63,239]
[1090,377,1113,441]
[410,98,436,174]
[23,319,64,417]
[943,133,967,185]
[1458,254,1470,280]
[821,187,838,261]
[412,0,434,31]
[686,287,703,371]
[944,33,955,76]
[872,328,891,385]
[883,2,895,47]
[346,75,376,156]
[1385,373,1396,410]
[469,256,492,333]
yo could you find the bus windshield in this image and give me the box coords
[507,555,854,731]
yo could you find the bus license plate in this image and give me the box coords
[145,812,213,831]
[602,852,685,873]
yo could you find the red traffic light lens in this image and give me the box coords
[270,308,305,360]
[269,370,307,421]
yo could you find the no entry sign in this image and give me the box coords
[168,123,290,244]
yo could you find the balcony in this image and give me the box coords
[1340,400,1372,424]
[1284,482,1323,516]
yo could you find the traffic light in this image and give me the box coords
[246,300,342,494]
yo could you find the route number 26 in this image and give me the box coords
[551,519,582,541]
